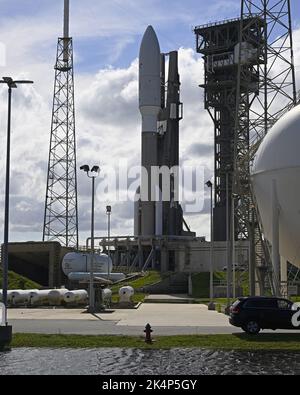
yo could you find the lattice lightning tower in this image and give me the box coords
[43,0,78,248]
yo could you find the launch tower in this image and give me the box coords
[195,0,297,295]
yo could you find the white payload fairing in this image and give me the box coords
[139,26,161,130]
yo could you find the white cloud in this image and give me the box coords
[0,43,214,242]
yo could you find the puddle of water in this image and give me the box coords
[0,348,299,375]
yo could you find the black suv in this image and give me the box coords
[229,297,300,334]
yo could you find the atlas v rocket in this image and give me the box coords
[135,26,186,238]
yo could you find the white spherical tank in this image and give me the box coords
[252,105,300,268]
[119,286,134,303]
[62,253,113,276]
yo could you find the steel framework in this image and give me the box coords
[194,19,260,243]
[234,0,297,294]
[43,37,79,248]
[195,0,297,296]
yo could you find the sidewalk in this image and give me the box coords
[8,304,230,327]
[8,304,240,335]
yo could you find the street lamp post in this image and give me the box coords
[0,77,33,329]
[225,166,233,306]
[206,181,215,311]
[232,193,236,299]
[80,165,100,313]
[106,206,112,281]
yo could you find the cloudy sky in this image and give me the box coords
[0,0,299,245]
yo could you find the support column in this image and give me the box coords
[161,246,168,273]
[272,180,281,297]
[281,257,288,298]
[249,221,256,296]
[188,273,193,297]
[138,239,143,269]
[150,240,155,270]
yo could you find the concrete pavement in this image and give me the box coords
[8,304,231,327]
[8,304,297,336]
[8,304,242,335]
[114,303,231,327]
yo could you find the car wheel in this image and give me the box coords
[243,321,261,335]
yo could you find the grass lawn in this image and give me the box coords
[0,269,41,290]
[11,333,300,351]
[111,270,163,304]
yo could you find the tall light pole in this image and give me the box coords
[106,206,112,281]
[0,77,33,328]
[232,193,237,299]
[206,181,215,311]
[80,165,100,313]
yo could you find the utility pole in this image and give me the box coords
[0,77,33,336]
[206,181,215,311]
[80,165,100,313]
[106,206,112,281]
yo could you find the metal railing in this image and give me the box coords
[195,17,241,31]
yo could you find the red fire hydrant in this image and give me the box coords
[144,323,153,344]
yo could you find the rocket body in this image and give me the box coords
[136,26,186,239]
[139,26,161,236]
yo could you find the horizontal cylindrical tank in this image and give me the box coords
[48,289,69,305]
[62,252,113,276]
[10,290,33,305]
[1,290,18,304]
[1,290,14,303]
[7,291,14,304]
[251,105,300,268]
[1,289,40,305]
[119,286,134,303]
[63,290,88,304]
[68,272,126,283]
[30,290,50,305]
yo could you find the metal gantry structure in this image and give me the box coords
[43,0,79,249]
[234,0,297,295]
[195,0,297,296]
[195,18,247,244]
